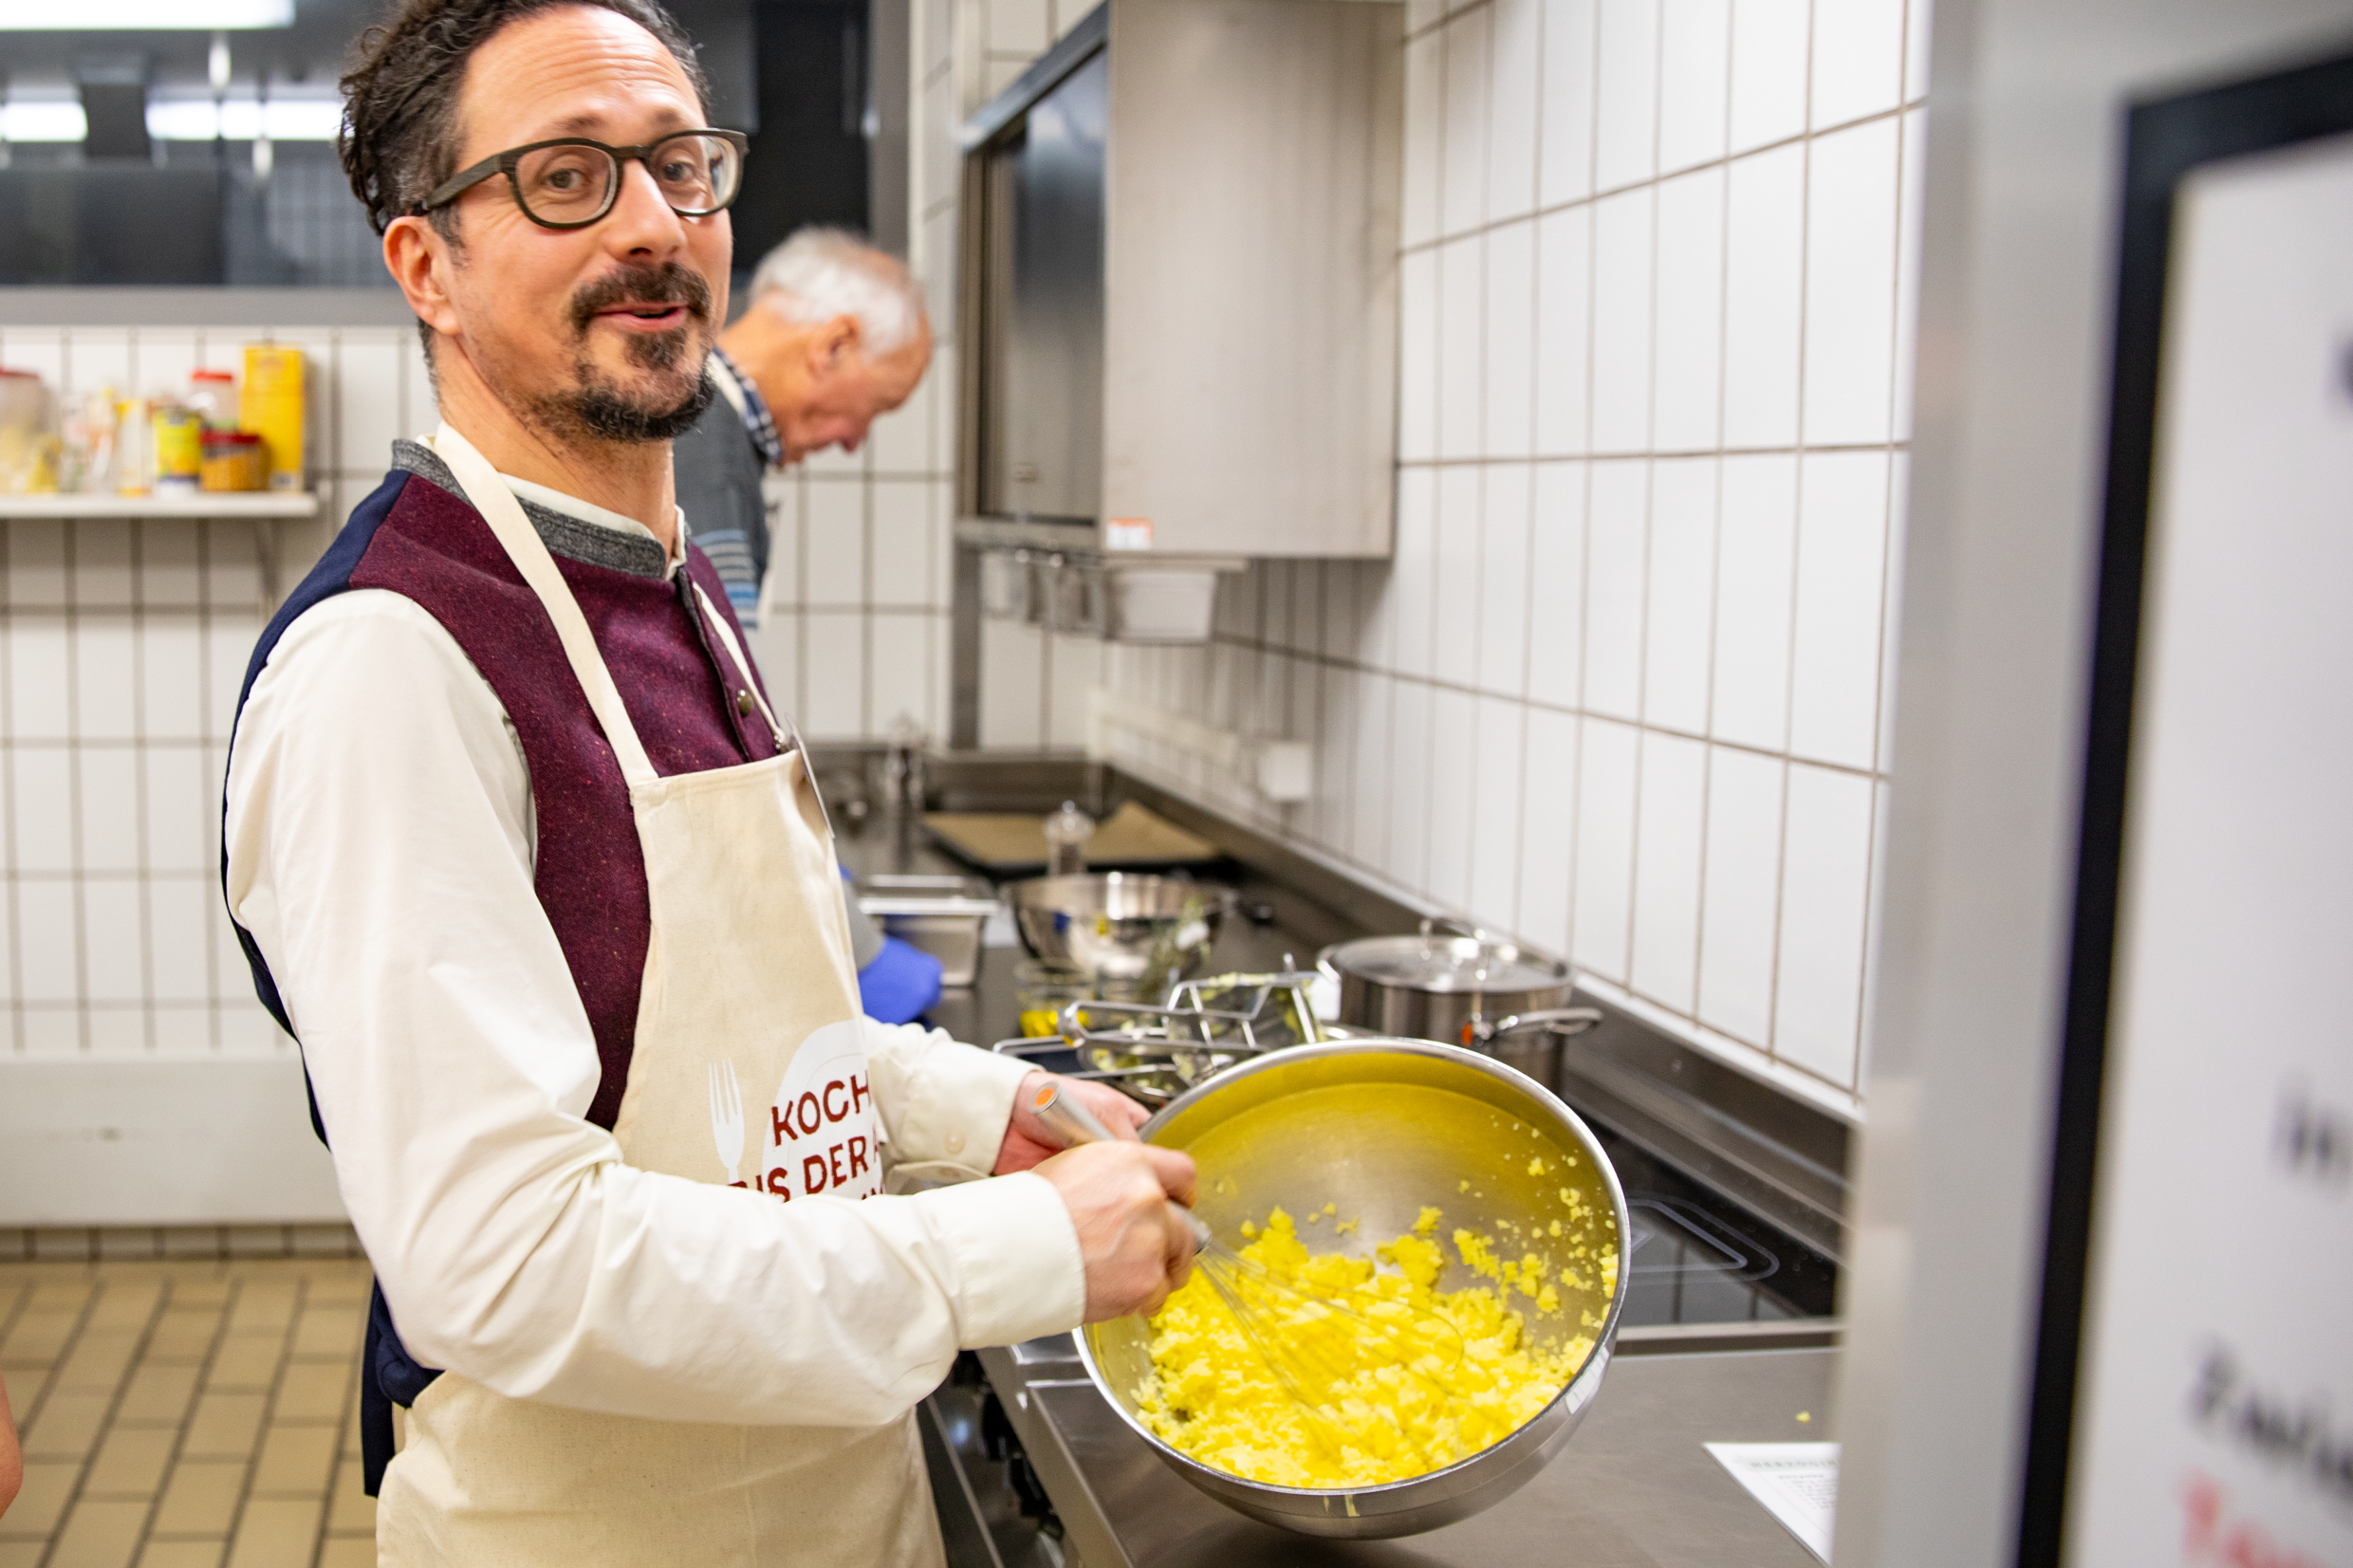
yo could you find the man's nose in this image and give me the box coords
[601,157,689,257]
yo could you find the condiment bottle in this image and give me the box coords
[155,407,200,492]
[115,397,155,497]
[241,345,305,492]
[1043,801,1095,878]
[187,368,238,431]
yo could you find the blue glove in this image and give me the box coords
[859,935,944,1024]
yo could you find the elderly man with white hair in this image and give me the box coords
[672,226,939,1024]
[676,226,934,625]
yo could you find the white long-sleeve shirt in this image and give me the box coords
[222,465,1085,1428]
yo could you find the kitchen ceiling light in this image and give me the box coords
[0,0,293,28]
[147,97,343,140]
[0,101,90,141]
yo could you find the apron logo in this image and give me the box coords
[757,1019,885,1202]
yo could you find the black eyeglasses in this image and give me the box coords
[417,129,750,231]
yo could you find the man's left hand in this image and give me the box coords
[994,1072,1150,1173]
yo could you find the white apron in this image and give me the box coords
[376,426,943,1568]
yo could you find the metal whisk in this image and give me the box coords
[1028,1082,1464,1466]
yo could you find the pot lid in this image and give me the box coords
[1322,933,1570,994]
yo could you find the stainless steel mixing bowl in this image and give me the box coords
[1007,873,1234,987]
[1077,1038,1631,1539]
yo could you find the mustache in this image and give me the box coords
[567,263,713,334]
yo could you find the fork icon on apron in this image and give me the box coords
[708,1060,746,1186]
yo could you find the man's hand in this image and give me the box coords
[1033,1141,1199,1320]
[993,1071,1150,1174]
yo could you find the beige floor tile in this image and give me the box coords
[87,1282,167,1332]
[2,1307,85,1368]
[225,1289,297,1338]
[2,1365,56,1420]
[287,1310,362,1363]
[0,1459,80,1539]
[136,1542,227,1568]
[250,1426,337,1499]
[204,1337,285,1394]
[0,1542,48,1568]
[269,1363,349,1425]
[315,1538,374,1568]
[150,1460,249,1537]
[116,1362,203,1425]
[83,1424,180,1498]
[181,1393,267,1461]
[57,1328,144,1394]
[146,1310,228,1363]
[225,1497,322,1568]
[324,1464,375,1538]
[46,1498,151,1568]
[165,1279,233,1308]
[301,1268,372,1308]
[23,1389,111,1461]
[27,1278,99,1312]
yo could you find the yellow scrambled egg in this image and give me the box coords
[1132,1205,1603,1489]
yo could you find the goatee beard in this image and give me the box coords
[530,261,718,444]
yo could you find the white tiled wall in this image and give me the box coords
[749,370,956,746]
[936,0,1925,1114]
[0,316,960,1062]
[0,323,433,1061]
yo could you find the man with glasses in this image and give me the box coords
[219,3,1195,1562]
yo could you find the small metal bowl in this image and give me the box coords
[1007,873,1235,987]
[1078,1038,1631,1539]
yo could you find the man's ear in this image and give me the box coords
[385,214,464,344]
[808,314,863,380]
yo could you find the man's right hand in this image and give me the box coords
[1033,1141,1199,1321]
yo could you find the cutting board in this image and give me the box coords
[923,801,1221,876]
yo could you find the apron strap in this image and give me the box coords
[428,423,660,789]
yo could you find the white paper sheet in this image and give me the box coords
[1705,1442,1838,1561]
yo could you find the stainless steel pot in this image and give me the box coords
[1077,1037,1632,1538]
[1318,918,1599,1057]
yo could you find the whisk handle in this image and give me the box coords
[1028,1082,1214,1250]
[1029,1080,1121,1148]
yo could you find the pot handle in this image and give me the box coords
[1418,914,1495,944]
[1466,1007,1603,1046]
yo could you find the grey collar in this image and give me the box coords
[392,439,672,581]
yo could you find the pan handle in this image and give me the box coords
[1468,1007,1603,1045]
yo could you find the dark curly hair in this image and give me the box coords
[339,0,711,239]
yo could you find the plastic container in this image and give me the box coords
[201,430,269,492]
[187,367,238,431]
[114,397,156,496]
[63,389,119,494]
[152,405,203,492]
[240,345,305,491]
[0,370,58,495]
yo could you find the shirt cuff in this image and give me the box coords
[917,1171,1087,1348]
[888,1033,1032,1171]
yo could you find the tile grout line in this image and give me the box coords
[1399,99,1918,259]
[15,1270,106,1568]
[1761,0,1825,1074]
[49,1268,176,1568]
[213,1268,306,1566]
[127,1266,237,1557]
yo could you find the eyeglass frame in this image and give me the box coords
[414,129,751,231]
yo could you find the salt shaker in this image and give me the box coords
[1043,801,1095,877]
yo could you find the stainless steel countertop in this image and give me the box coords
[843,799,1843,1565]
[977,1337,1834,1568]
